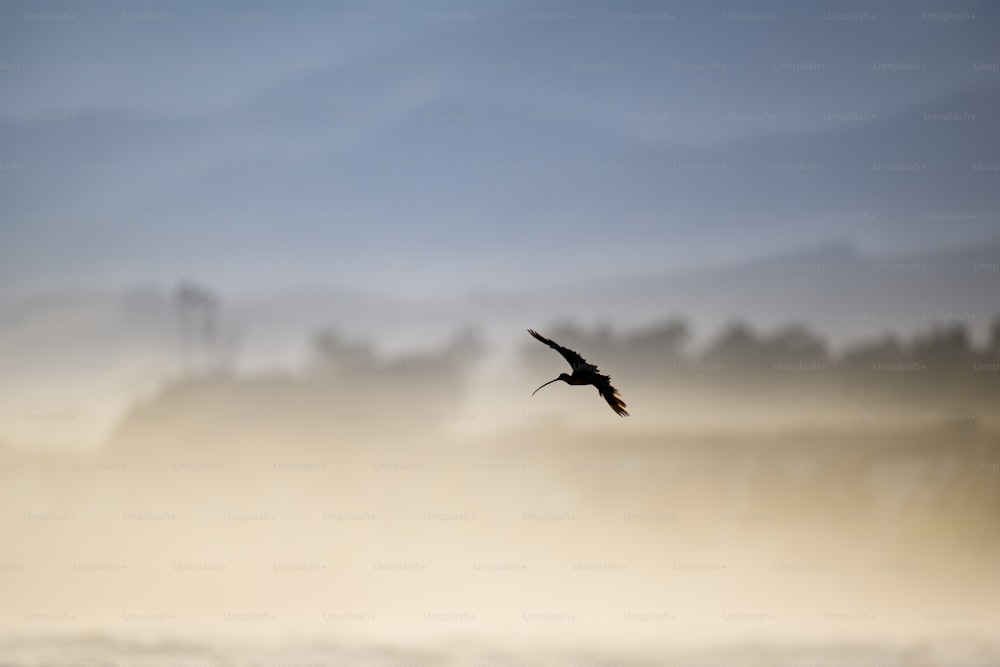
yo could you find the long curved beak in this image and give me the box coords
[532,377,561,396]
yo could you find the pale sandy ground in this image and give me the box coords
[1,635,999,667]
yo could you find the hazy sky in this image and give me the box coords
[1,0,999,298]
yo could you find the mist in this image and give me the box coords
[3,308,1000,663]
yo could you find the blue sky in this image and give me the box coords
[2,0,998,298]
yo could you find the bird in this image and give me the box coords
[527,329,629,417]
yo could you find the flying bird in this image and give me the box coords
[527,329,629,417]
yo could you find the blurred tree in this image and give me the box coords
[701,321,763,372]
[838,336,907,371]
[625,319,690,360]
[764,324,828,366]
[311,328,376,375]
[989,317,1000,360]
[440,327,486,368]
[909,324,973,374]
[174,281,239,376]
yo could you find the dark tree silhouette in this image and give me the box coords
[764,324,828,365]
[523,317,1000,401]
[838,336,907,371]
[173,281,238,375]
[701,321,763,371]
[989,317,1000,361]
[909,325,974,375]
[311,329,376,375]
[623,319,690,366]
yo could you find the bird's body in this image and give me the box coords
[562,373,597,386]
[527,329,629,417]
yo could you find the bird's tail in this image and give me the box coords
[599,384,629,417]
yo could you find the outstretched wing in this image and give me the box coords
[595,376,629,417]
[527,329,595,372]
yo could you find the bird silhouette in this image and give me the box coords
[527,329,629,417]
